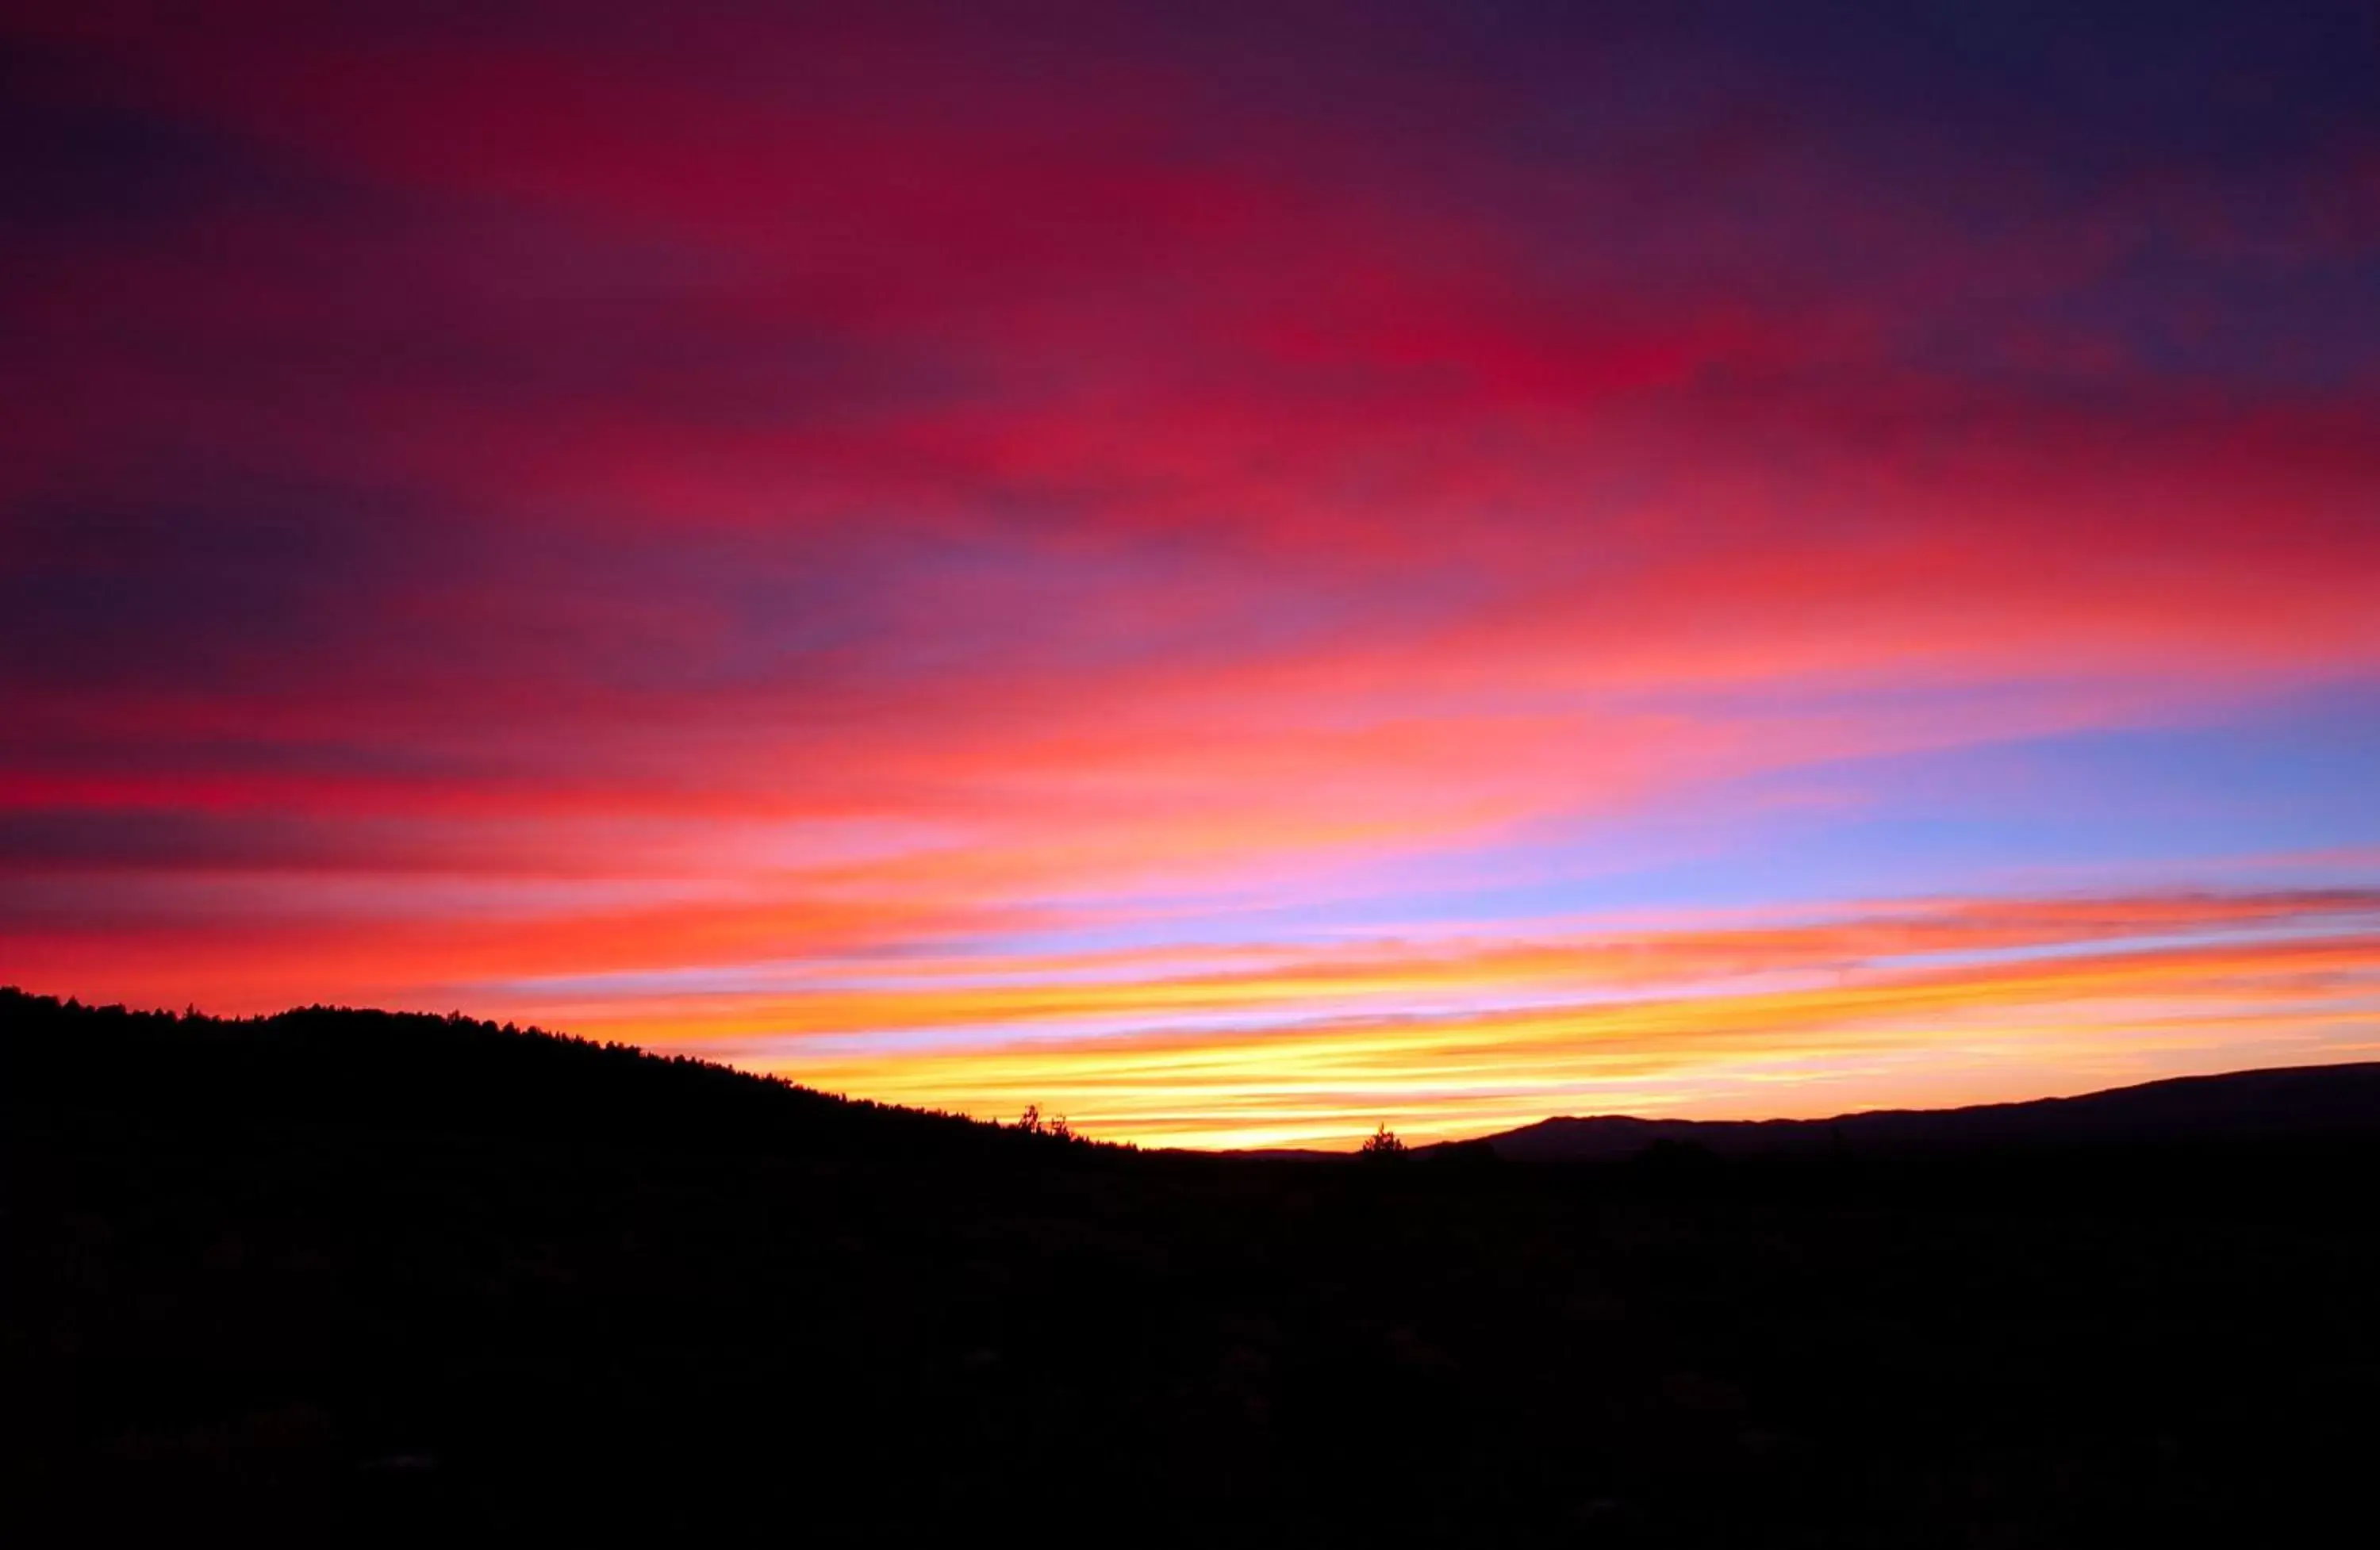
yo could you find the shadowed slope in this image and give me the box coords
[1,985,1076,1161]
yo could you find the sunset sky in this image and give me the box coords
[6,2,2378,1146]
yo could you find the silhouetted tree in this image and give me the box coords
[1361,1123,1407,1158]
[1011,1105,1077,1141]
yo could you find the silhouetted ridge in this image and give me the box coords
[1,987,1091,1161]
[1474,1061,2380,1161]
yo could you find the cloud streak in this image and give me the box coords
[4,2,2377,1141]
[707,891,2380,1148]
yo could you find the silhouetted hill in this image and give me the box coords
[1,984,1092,1162]
[1476,1062,2380,1161]
[10,987,2380,1547]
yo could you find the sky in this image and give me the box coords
[6,2,2378,1147]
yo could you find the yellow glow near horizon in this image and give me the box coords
[528,897,2380,1150]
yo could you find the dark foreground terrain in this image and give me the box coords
[9,988,2378,1545]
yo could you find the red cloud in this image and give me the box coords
[5,4,2376,1137]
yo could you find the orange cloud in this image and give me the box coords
[477,891,2380,1150]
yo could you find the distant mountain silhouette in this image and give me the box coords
[1468,1063,2380,1161]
